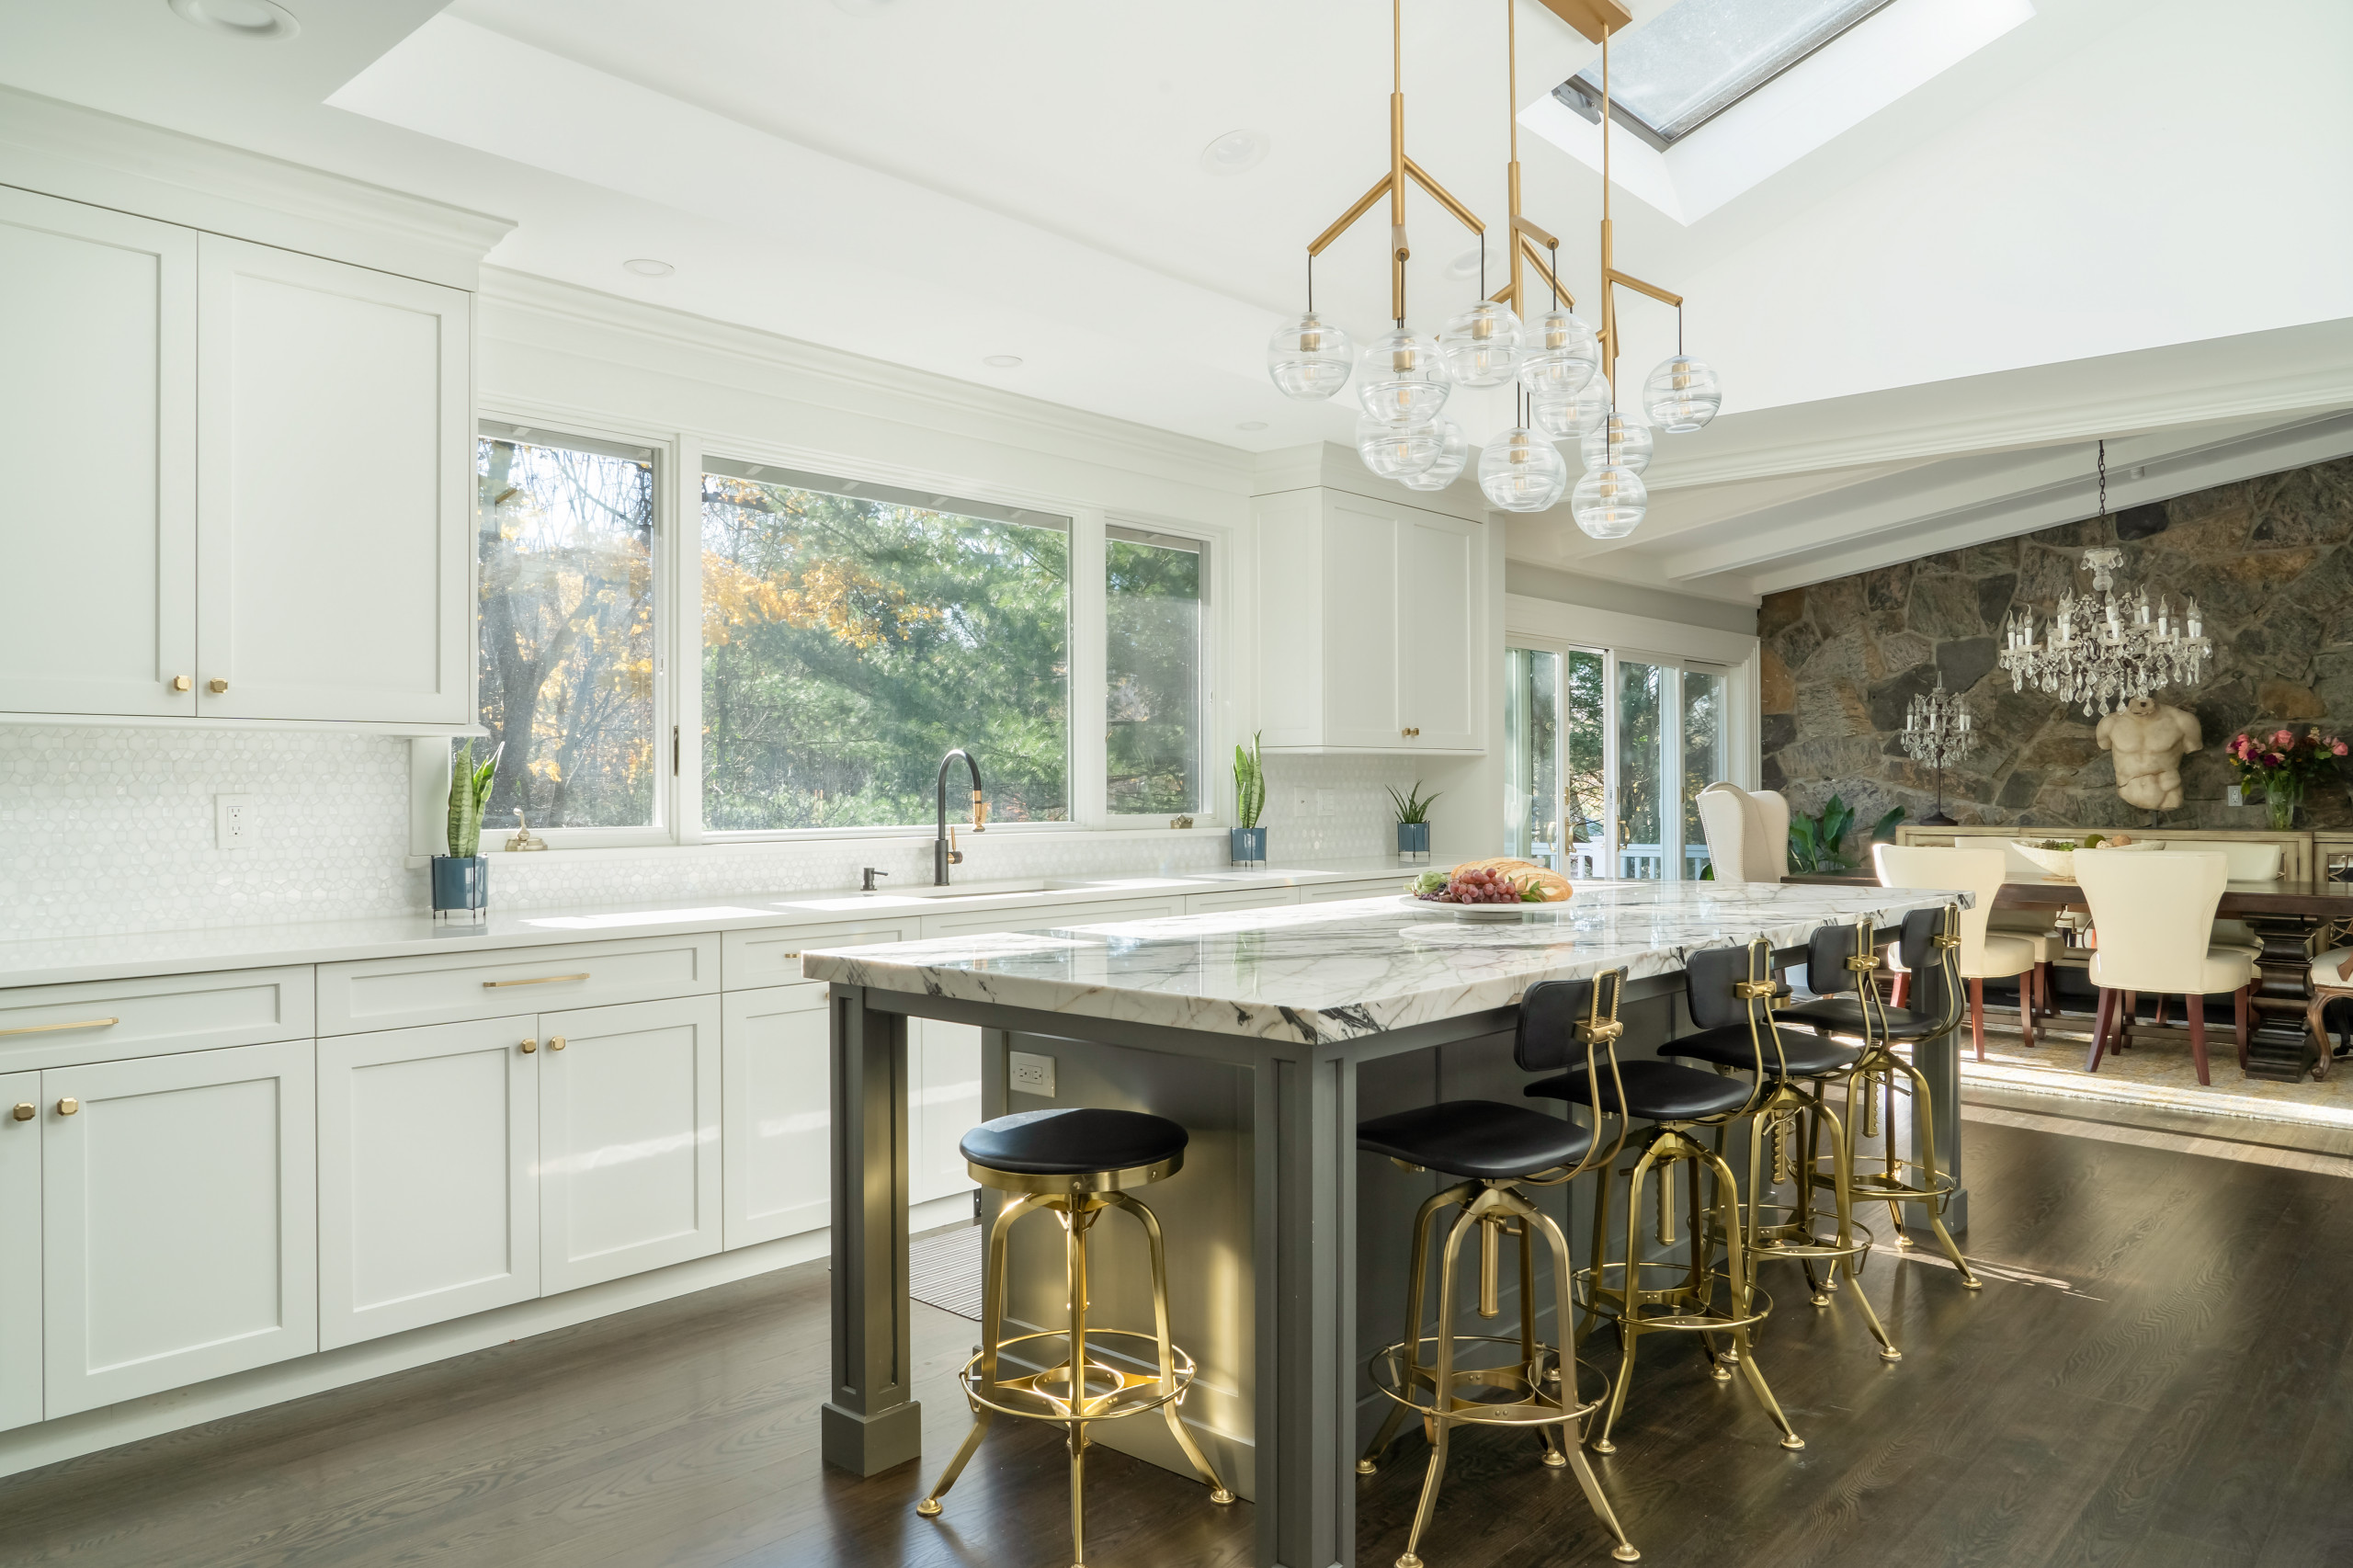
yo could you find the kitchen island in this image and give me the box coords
[808,878,1969,1568]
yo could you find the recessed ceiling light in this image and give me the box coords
[1236,421,1268,432]
[983,354,1023,369]
[621,258,675,278]
[1446,244,1485,280]
[1199,129,1269,176]
[167,0,299,40]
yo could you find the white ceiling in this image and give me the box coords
[1,0,2347,606]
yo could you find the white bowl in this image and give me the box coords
[2010,838,2163,881]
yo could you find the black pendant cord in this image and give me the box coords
[1549,240,1561,311]
[2097,437,2108,519]
[1677,303,1684,357]
[1306,252,1314,315]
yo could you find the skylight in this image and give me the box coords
[1557,0,1897,148]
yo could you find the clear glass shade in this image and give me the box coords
[1578,409,1654,475]
[1643,354,1722,432]
[1518,309,1599,402]
[1572,463,1649,538]
[1356,415,1443,482]
[1397,420,1468,491]
[1265,312,1354,401]
[1436,300,1522,389]
[1531,365,1618,441]
[1357,326,1451,425]
[1476,427,1569,513]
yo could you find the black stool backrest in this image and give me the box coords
[1515,968,1631,1181]
[1805,922,1863,996]
[1900,902,1964,1029]
[1682,935,1787,1099]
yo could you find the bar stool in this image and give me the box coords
[1529,940,1804,1454]
[915,1107,1233,1567]
[1779,904,1981,1289]
[1354,970,1641,1566]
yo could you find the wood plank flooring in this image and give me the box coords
[4,1114,2350,1568]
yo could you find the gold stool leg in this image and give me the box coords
[1518,1188,1640,1562]
[1067,1423,1088,1568]
[1594,1140,1667,1453]
[1698,1143,1802,1450]
[918,1192,1046,1518]
[1817,1096,1899,1361]
[1065,1203,1093,1567]
[1893,1053,1981,1289]
[1362,1184,1468,1474]
[1103,1191,1234,1505]
[1395,1202,1481,1568]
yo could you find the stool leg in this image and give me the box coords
[1103,1191,1234,1504]
[1068,1426,1088,1568]
[1396,1204,1482,1568]
[1065,1206,1092,1568]
[1890,1054,1980,1290]
[1579,1159,1616,1344]
[1698,1142,1802,1450]
[1594,1141,1669,1454]
[1816,1096,1897,1362]
[1519,1190,1640,1563]
[1361,1185,1465,1474]
[918,1192,1045,1518]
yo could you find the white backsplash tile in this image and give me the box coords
[0,733,1430,940]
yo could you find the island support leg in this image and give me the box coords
[823,984,923,1475]
[1256,1045,1357,1568]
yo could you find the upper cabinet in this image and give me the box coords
[0,190,478,731]
[1253,486,1488,754]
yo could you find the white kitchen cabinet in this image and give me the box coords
[0,187,197,719]
[317,1017,540,1350]
[0,1071,39,1434]
[194,234,472,725]
[1254,487,1486,754]
[720,985,832,1250]
[538,996,722,1295]
[41,1040,316,1417]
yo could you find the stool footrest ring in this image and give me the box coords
[1367,1335,1613,1427]
[1574,1260,1775,1332]
[957,1328,1196,1426]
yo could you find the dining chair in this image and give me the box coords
[2072,850,2253,1086]
[1694,782,1790,885]
[1872,845,2038,1060]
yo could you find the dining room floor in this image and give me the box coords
[2,1111,2349,1568]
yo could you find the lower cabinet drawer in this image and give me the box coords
[0,967,313,1071]
[724,919,917,992]
[316,934,720,1035]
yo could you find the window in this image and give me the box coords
[1106,526,1206,816]
[699,459,1071,832]
[1556,0,1896,148]
[1681,667,1726,869]
[475,426,658,830]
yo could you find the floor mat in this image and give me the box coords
[910,1221,984,1321]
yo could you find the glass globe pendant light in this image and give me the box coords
[1357,324,1451,426]
[1577,405,1653,475]
[1643,351,1721,432]
[1571,462,1647,539]
[1266,311,1354,401]
[1477,393,1569,513]
[1532,360,1617,439]
[1520,306,1598,402]
[1355,415,1442,482]
[1437,293,1522,389]
[1398,420,1468,492]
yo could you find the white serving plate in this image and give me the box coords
[1401,896,1571,923]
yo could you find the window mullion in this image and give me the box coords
[1071,510,1108,828]
[672,432,706,845]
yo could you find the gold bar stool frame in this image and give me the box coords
[1354,971,1642,1566]
[915,1108,1233,1568]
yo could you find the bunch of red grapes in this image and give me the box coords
[1419,867,1524,904]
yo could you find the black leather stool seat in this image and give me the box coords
[1778,996,1945,1041]
[961,1108,1188,1176]
[1662,1025,1863,1077]
[1357,1100,1595,1181]
[1524,1060,1754,1121]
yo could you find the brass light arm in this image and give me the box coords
[1401,155,1485,235]
[1510,214,1560,249]
[1607,267,1685,309]
[1309,171,1395,257]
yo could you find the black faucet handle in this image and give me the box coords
[861,867,889,892]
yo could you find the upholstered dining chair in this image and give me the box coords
[2072,849,2253,1087]
[1872,845,2038,1060]
[1694,781,1790,885]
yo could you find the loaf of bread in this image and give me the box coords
[1456,858,1574,902]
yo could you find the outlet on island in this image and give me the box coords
[1008,1049,1056,1096]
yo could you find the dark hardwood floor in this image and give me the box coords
[4,1115,2349,1568]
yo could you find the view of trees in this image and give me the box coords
[700,475,1070,829]
[1563,649,1605,846]
[1106,534,1202,814]
[475,437,656,831]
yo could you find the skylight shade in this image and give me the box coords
[1564,0,1895,144]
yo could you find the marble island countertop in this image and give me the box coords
[0,857,1452,990]
[801,879,1971,1045]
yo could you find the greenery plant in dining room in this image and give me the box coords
[2225,727,2349,830]
[1788,794,1904,874]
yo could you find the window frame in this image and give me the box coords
[1101,520,1216,827]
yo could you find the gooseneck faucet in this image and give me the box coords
[935,749,986,885]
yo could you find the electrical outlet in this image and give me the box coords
[214,794,256,850]
[2227,785,2245,808]
[1008,1050,1056,1097]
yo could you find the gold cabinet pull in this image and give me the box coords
[0,1017,118,1038]
[519,1039,538,1053]
[482,973,589,989]
[9,1103,31,1122]
[547,1036,566,1051]
[171,676,191,692]
[207,678,229,694]
[55,1097,78,1117]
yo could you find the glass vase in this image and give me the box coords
[2266,777,2304,831]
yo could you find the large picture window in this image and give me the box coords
[1105,526,1205,816]
[699,459,1072,832]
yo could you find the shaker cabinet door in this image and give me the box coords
[1318,499,1404,748]
[40,1040,317,1417]
[194,233,472,725]
[1396,510,1479,750]
[0,1071,39,1435]
[318,1018,540,1350]
[538,997,722,1294]
[720,985,832,1250]
[0,188,197,719]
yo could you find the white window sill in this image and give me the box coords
[404,823,1232,868]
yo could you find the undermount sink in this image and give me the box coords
[892,878,1057,899]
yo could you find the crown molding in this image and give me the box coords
[0,85,511,290]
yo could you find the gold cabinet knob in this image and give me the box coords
[519,1039,537,1053]
[547,1036,566,1051]
[171,676,191,692]
[208,678,229,694]
[55,1096,78,1116]
[9,1102,31,1122]
[1400,727,1411,737]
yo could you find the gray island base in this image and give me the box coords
[808,880,1968,1568]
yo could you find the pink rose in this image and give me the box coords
[2336,742,2348,756]
[2276,729,2296,746]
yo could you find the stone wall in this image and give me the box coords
[1759,456,2353,832]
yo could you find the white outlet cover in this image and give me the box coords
[2226,785,2245,808]
[1008,1049,1057,1097]
[214,793,256,850]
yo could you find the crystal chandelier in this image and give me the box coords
[1900,682,1974,826]
[1996,442,2211,717]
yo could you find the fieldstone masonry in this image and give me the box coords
[1760,456,2353,832]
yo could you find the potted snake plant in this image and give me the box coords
[1230,733,1267,866]
[433,741,501,919]
[1388,782,1438,862]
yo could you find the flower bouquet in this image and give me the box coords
[2224,727,2348,829]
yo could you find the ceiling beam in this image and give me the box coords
[1534,0,1634,45]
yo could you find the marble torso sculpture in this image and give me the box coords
[2097,695,2202,812]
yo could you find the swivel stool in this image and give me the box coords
[915,1107,1233,1567]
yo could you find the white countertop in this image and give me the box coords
[801,880,1969,1047]
[0,858,1446,990]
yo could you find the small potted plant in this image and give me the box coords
[1389,781,1439,862]
[434,741,501,920]
[1231,732,1267,866]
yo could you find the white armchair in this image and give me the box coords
[1694,782,1790,886]
[2073,850,2253,1086]
[1874,845,2039,1059]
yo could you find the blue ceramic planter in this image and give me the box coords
[1397,822,1431,861]
[431,855,487,919]
[1230,827,1267,867]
